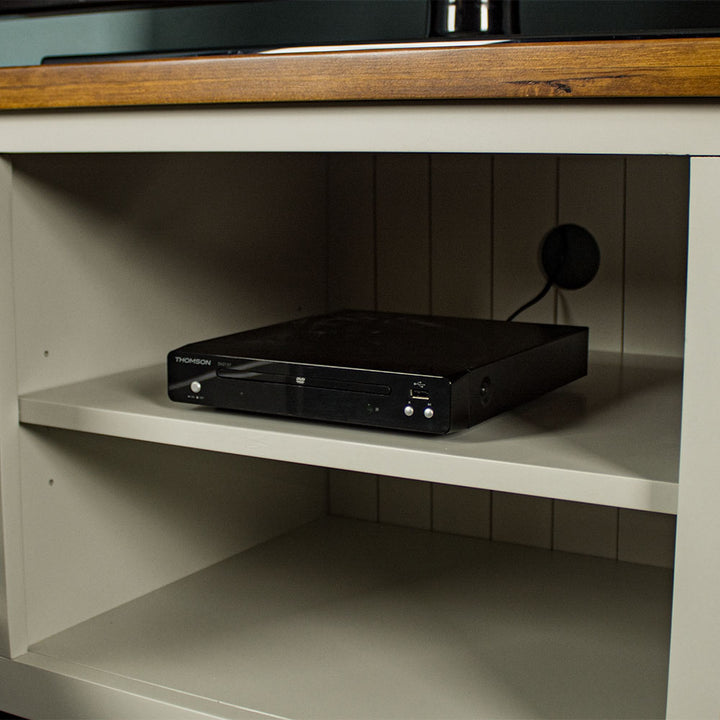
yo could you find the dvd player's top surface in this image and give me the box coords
[177,311,585,377]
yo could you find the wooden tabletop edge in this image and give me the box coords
[2,36,720,110]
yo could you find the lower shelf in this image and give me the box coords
[27,517,672,719]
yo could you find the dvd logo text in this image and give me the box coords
[175,356,212,366]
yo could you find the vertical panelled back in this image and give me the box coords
[430,154,493,318]
[557,156,625,351]
[375,154,431,314]
[326,154,375,312]
[325,152,685,568]
[624,156,689,357]
[492,155,558,324]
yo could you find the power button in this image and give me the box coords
[190,381,202,394]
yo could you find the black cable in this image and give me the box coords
[506,278,553,322]
[506,224,599,321]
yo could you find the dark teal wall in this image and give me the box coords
[2,0,718,68]
[0,1,428,67]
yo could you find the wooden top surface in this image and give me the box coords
[1,36,720,111]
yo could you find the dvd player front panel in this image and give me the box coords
[167,354,455,434]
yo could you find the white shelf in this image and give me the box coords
[25,516,672,720]
[18,351,682,514]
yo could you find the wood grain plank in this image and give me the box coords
[2,37,720,111]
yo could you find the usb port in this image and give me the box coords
[410,389,430,401]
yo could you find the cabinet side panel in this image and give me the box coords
[20,429,327,644]
[0,157,22,657]
[0,155,12,657]
[667,156,720,718]
[624,156,689,357]
[557,155,625,352]
[11,153,328,395]
[430,153,493,318]
[0,156,28,657]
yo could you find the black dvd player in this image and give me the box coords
[167,310,588,434]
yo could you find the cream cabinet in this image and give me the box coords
[0,99,718,718]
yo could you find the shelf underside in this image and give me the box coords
[19,352,682,513]
[27,517,672,719]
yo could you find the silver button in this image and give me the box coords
[423,407,434,419]
[404,405,414,417]
[190,381,202,393]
